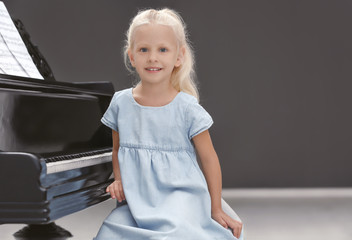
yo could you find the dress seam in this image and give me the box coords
[119,143,194,153]
[184,101,192,138]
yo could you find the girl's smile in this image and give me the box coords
[145,67,163,73]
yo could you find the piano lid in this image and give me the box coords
[0,1,115,156]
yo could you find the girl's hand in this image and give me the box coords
[106,179,126,202]
[211,209,243,239]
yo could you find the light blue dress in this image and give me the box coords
[94,88,243,240]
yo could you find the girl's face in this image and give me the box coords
[128,24,184,86]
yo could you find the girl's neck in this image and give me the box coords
[133,82,179,107]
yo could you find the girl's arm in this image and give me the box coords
[111,130,122,181]
[192,130,222,213]
[112,130,121,180]
[192,130,242,238]
[106,130,125,202]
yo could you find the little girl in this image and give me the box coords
[94,8,243,240]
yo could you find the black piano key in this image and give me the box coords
[43,148,111,163]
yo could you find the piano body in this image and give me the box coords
[0,17,115,233]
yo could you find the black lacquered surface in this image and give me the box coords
[0,74,115,224]
[0,74,113,156]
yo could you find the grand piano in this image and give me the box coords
[0,17,116,238]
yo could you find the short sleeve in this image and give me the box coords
[186,101,214,139]
[101,92,120,132]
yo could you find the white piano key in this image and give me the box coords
[46,152,112,174]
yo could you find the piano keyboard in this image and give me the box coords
[45,149,112,174]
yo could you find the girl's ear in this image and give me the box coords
[128,49,135,67]
[175,46,186,68]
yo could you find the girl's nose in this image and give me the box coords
[148,51,158,62]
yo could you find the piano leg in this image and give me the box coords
[13,222,72,240]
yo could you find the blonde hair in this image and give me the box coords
[123,8,199,101]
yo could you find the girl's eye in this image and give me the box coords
[139,48,148,52]
[160,48,167,52]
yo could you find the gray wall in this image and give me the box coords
[3,0,351,188]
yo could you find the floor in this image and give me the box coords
[1,188,352,240]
